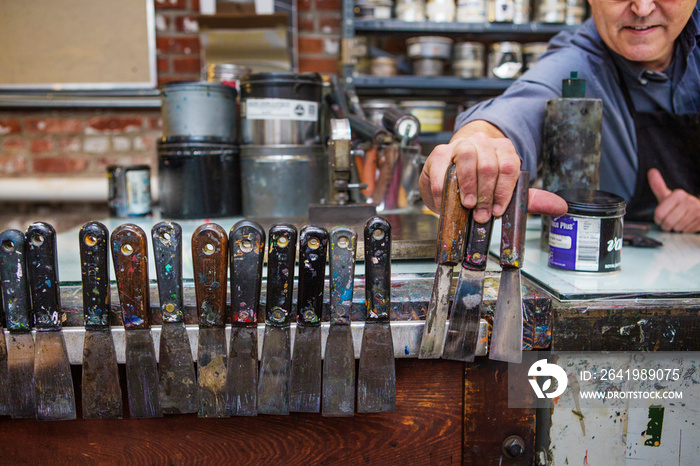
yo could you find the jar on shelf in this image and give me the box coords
[395,0,426,21]
[452,42,485,78]
[407,36,454,76]
[512,0,531,23]
[355,0,395,19]
[488,42,523,79]
[535,0,566,23]
[400,100,447,132]
[489,0,514,22]
[522,42,548,71]
[565,0,586,24]
[456,0,487,22]
[370,56,399,76]
[425,0,456,22]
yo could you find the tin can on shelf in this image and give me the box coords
[512,0,531,23]
[361,99,399,127]
[395,0,426,21]
[489,0,514,22]
[107,165,152,218]
[370,57,399,77]
[426,0,456,21]
[522,42,548,71]
[456,0,487,22]
[400,100,446,133]
[535,0,566,23]
[565,0,586,24]
[488,42,523,79]
[453,42,485,78]
[355,0,394,18]
[407,36,453,77]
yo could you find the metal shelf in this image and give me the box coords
[0,89,161,108]
[351,75,514,97]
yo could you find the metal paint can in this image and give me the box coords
[160,81,238,143]
[453,42,485,78]
[565,0,586,24]
[370,57,399,77]
[205,63,251,90]
[512,0,531,23]
[361,99,399,127]
[488,42,523,79]
[425,0,456,21]
[536,0,566,23]
[240,72,323,146]
[399,100,446,132]
[354,0,394,19]
[240,144,328,217]
[548,189,626,273]
[157,141,242,219]
[395,0,426,21]
[107,165,152,217]
[522,42,548,71]
[407,36,453,76]
[489,0,514,22]
[456,0,487,22]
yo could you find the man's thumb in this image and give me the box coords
[648,168,672,202]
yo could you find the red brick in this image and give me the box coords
[155,13,170,32]
[175,15,199,32]
[158,57,169,73]
[298,0,313,11]
[316,0,341,11]
[319,15,342,34]
[30,138,55,154]
[58,137,82,152]
[149,117,163,131]
[0,118,21,135]
[33,157,89,174]
[299,57,339,74]
[173,56,202,74]
[154,0,187,9]
[0,156,27,175]
[298,14,315,32]
[25,118,83,134]
[190,0,200,11]
[156,36,201,55]
[133,135,157,152]
[299,37,325,55]
[2,137,26,154]
[86,117,143,133]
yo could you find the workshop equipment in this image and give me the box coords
[111,224,162,418]
[26,222,76,421]
[80,221,123,419]
[290,225,329,413]
[490,171,529,363]
[192,223,229,418]
[323,226,358,417]
[0,291,7,416]
[442,213,494,361]
[0,229,35,419]
[227,220,265,416]
[419,164,470,359]
[357,216,395,413]
[152,221,198,415]
[258,224,297,415]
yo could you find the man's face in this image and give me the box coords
[588,0,696,70]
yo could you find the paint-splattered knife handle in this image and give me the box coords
[297,226,328,326]
[152,221,184,323]
[265,224,297,327]
[500,170,530,269]
[464,214,495,271]
[230,220,265,325]
[329,226,357,325]
[192,224,228,328]
[26,222,61,330]
[437,164,470,265]
[0,230,32,332]
[111,224,151,329]
[364,216,392,322]
[79,222,111,329]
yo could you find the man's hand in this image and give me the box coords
[648,168,700,233]
[419,121,568,220]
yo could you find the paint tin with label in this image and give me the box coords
[548,189,626,272]
[107,165,152,217]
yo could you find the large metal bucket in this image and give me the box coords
[240,144,327,218]
[160,82,238,142]
[240,72,323,146]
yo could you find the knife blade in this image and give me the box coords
[289,225,328,413]
[490,170,529,363]
[226,219,265,416]
[26,222,77,421]
[0,229,35,418]
[442,214,494,362]
[419,164,470,359]
[258,223,297,415]
[80,221,123,419]
[192,223,229,418]
[357,216,395,413]
[111,223,162,418]
[152,221,198,415]
[322,226,357,417]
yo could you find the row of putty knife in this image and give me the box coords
[0,216,394,420]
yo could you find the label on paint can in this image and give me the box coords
[125,169,152,216]
[244,98,318,122]
[548,214,623,272]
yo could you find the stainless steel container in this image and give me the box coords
[107,165,152,218]
[240,72,323,146]
[565,0,586,24]
[240,145,328,217]
[354,0,394,18]
[426,0,456,21]
[453,42,485,78]
[361,99,398,127]
[205,63,251,90]
[456,0,487,22]
[536,0,566,23]
[395,0,426,21]
[407,36,453,76]
[512,0,531,23]
[489,0,514,22]
[161,82,237,142]
[370,57,399,77]
[488,42,523,79]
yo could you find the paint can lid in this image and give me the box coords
[556,189,626,217]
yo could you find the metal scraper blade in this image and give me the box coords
[159,321,198,414]
[125,328,162,418]
[197,326,228,418]
[257,324,290,415]
[289,324,322,413]
[322,324,355,417]
[82,329,123,419]
[490,268,523,363]
[442,267,485,362]
[34,331,76,420]
[7,333,35,419]
[357,322,395,413]
[419,264,453,359]
[0,329,10,416]
[226,325,258,416]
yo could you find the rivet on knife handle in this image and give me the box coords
[357,216,395,413]
[442,214,494,362]
[26,221,77,421]
[290,225,328,413]
[192,223,229,418]
[112,223,162,418]
[323,226,357,417]
[490,170,529,363]
[258,223,297,415]
[80,221,123,419]
[0,229,35,418]
[152,221,198,415]
[227,219,265,416]
[419,164,470,359]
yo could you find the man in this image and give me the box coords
[420,0,700,232]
